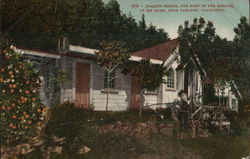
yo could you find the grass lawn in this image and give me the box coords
[18,104,250,159]
[19,135,250,159]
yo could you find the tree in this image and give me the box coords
[178,17,250,134]
[0,0,169,52]
[178,17,231,134]
[0,39,46,145]
[233,16,250,104]
[123,59,167,117]
[95,41,130,111]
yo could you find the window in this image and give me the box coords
[166,68,175,89]
[104,70,115,89]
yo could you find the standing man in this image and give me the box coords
[178,90,190,138]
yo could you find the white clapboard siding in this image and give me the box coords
[144,94,158,106]
[91,65,131,111]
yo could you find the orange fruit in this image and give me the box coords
[37,109,41,113]
[32,97,36,101]
[7,107,11,110]
[12,84,17,88]
[10,89,14,93]
[11,103,15,107]
[9,84,13,88]
[25,114,29,118]
[28,121,32,124]
[12,115,17,119]
[9,123,14,127]
[1,106,5,110]
[25,90,30,95]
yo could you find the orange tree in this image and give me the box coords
[0,41,46,145]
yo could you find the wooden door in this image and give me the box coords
[76,63,90,108]
[131,76,140,109]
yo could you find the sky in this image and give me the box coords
[104,0,249,40]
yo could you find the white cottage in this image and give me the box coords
[15,39,234,111]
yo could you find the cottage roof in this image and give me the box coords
[133,39,178,61]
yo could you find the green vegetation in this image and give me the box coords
[15,103,250,159]
[0,0,169,51]
[19,135,250,159]
[179,136,250,159]
[0,42,46,145]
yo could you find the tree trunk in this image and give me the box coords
[192,120,196,138]
[139,89,145,117]
[105,72,110,111]
[106,90,109,111]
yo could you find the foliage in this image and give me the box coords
[123,59,168,116]
[0,0,169,51]
[95,41,130,70]
[45,102,92,153]
[44,102,171,153]
[178,17,233,81]
[203,84,216,105]
[0,42,46,145]
[233,16,250,103]
[123,59,167,90]
[45,102,86,140]
[95,41,130,111]
[224,110,250,135]
[178,17,249,104]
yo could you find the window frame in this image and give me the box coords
[166,68,176,91]
[103,70,116,90]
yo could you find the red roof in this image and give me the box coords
[133,39,178,61]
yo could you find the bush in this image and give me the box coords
[0,45,45,145]
[224,109,250,135]
[45,102,94,152]
[45,102,87,139]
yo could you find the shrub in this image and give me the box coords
[0,45,45,145]
[45,102,93,152]
[45,102,87,139]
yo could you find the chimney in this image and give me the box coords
[58,36,69,54]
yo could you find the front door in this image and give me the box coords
[131,76,140,109]
[76,63,90,108]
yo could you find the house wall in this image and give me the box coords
[144,55,204,109]
[91,64,131,111]
[162,60,179,105]
[214,85,238,111]
[60,57,75,103]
